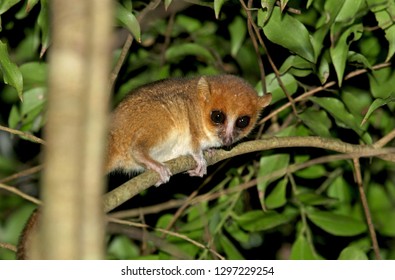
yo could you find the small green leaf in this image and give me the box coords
[361,97,395,126]
[218,234,245,260]
[335,0,363,23]
[329,24,363,86]
[258,0,276,26]
[225,220,250,244]
[295,165,327,179]
[229,16,246,57]
[176,15,202,33]
[259,73,297,103]
[0,40,23,100]
[262,7,315,62]
[165,43,215,63]
[368,183,395,236]
[116,3,141,42]
[235,208,297,232]
[309,96,371,144]
[368,67,395,99]
[8,105,20,129]
[342,87,372,123]
[265,177,288,209]
[21,87,46,117]
[37,0,50,57]
[0,0,20,15]
[347,51,372,69]
[327,176,351,203]
[318,53,330,84]
[20,62,47,90]
[373,4,395,61]
[279,55,314,77]
[306,208,367,236]
[299,108,332,137]
[258,154,290,191]
[290,234,320,260]
[107,235,139,259]
[214,0,226,19]
[338,246,368,260]
[296,192,337,206]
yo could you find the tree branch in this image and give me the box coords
[103,136,395,212]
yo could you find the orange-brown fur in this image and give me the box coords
[106,75,271,185]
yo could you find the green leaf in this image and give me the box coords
[107,235,139,259]
[318,52,330,84]
[258,0,276,26]
[296,192,337,206]
[218,234,245,260]
[295,165,327,179]
[329,24,363,86]
[335,0,363,23]
[176,15,202,33]
[306,208,367,236]
[368,183,395,236]
[372,3,395,61]
[21,87,46,117]
[361,97,395,126]
[342,87,372,123]
[116,3,141,42]
[165,43,215,63]
[262,7,315,62]
[8,105,20,129]
[327,176,351,203]
[290,234,320,260]
[368,67,395,99]
[309,96,371,144]
[214,0,226,19]
[0,40,23,100]
[229,16,246,57]
[258,154,290,191]
[299,108,332,137]
[0,0,20,15]
[265,177,288,209]
[37,0,49,57]
[259,73,297,103]
[347,51,372,69]
[338,246,368,260]
[20,62,47,90]
[225,220,250,244]
[279,55,314,77]
[235,208,297,232]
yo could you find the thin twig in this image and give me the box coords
[107,217,224,260]
[260,62,391,124]
[0,183,41,205]
[373,127,395,148]
[240,0,298,117]
[0,242,16,252]
[0,125,46,145]
[246,0,266,93]
[0,165,43,184]
[352,158,381,260]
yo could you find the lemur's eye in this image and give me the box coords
[236,116,250,129]
[211,110,226,124]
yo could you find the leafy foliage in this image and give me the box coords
[1,0,395,260]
